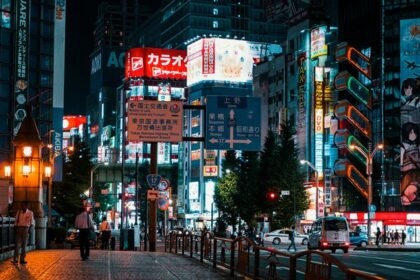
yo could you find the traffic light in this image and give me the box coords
[266,191,279,202]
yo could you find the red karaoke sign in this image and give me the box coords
[125,48,187,80]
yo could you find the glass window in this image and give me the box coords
[213,8,218,15]
[1,0,11,29]
[324,219,348,231]
[213,20,218,29]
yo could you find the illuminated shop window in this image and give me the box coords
[0,0,11,29]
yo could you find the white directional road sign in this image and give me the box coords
[206,96,261,151]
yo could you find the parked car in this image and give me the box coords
[349,231,368,247]
[66,228,98,249]
[264,229,309,245]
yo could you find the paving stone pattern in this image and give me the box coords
[0,250,231,280]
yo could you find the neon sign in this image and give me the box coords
[334,71,372,109]
[334,100,371,138]
[334,159,368,199]
[335,42,372,79]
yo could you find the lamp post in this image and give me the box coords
[300,159,320,219]
[89,162,109,211]
[349,143,383,243]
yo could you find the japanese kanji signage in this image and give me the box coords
[14,0,30,134]
[127,100,183,143]
[125,48,187,80]
[206,96,261,151]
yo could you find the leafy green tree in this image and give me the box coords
[214,171,239,232]
[222,150,239,175]
[257,130,282,210]
[236,151,260,228]
[53,137,92,225]
[272,122,309,228]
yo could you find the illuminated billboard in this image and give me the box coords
[311,26,328,59]
[314,67,324,179]
[187,38,281,86]
[63,116,86,132]
[335,42,371,79]
[400,19,420,206]
[125,48,187,80]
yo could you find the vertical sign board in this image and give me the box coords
[126,100,183,143]
[53,0,66,181]
[14,0,30,135]
[206,96,261,151]
[400,19,420,206]
[297,53,307,159]
[314,67,324,179]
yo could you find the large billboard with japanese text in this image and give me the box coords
[311,26,328,59]
[13,0,30,135]
[187,38,281,86]
[127,100,183,143]
[125,48,187,80]
[400,19,420,206]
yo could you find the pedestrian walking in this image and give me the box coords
[394,230,400,245]
[287,226,297,252]
[401,230,407,245]
[375,227,381,247]
[386,231,391,244]
[390,230,395,244]
[99,216,111,250]
[75,206,94,261]
[12,201,34,264]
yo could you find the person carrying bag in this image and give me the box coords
[75,206,94,261]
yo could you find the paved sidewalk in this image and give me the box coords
[354,242,420,252]
[0,250,231,280]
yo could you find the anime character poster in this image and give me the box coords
[400,19,420,205]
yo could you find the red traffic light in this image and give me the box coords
[266,191,279,201]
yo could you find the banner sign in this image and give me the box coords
[127,100,183,143]
[400,18,420,205]
[13,0,30,134]
[311,26,328,59]
[125,48,187,80]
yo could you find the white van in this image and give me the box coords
[307,216,350,253]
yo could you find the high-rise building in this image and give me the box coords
[87,1,161,162]
[159,0,287,49]
[0,0,65,212]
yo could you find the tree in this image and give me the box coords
[222,150,239,175]
[53,137,92,225]
[273,122,309,228]
[214,172,239,233]
[236,151,260,228]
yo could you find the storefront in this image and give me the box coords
[343,212,420,242]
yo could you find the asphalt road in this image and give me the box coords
[257,243,420,280]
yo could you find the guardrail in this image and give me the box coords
[0,216,16,253]
[164,230,385,280]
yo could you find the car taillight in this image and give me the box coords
[322,242,328,246]
[345,242,349,246]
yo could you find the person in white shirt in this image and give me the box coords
[13,201,34,264]
[99,216,111,250]
[75,206,94,260]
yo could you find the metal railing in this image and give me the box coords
[0,216,16,253]
[165,230,385,280]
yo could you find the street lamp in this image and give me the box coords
[349,143,384,243]
[300,159,320,219]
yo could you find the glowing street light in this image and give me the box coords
[349,143,384,242]
[300,159,320,218]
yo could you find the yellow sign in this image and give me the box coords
[127,100,183,143]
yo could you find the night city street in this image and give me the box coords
[0,0,420,279]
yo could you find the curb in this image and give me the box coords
[354,247,420,252]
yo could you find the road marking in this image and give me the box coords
[374,263,420,273]
[349,254,420,265]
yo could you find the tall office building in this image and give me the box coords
[87,0,161,162]
[0,0,65,212]
[159,0,287,50]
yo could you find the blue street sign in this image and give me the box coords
[206,96,261,151]
[147,174,162,188]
